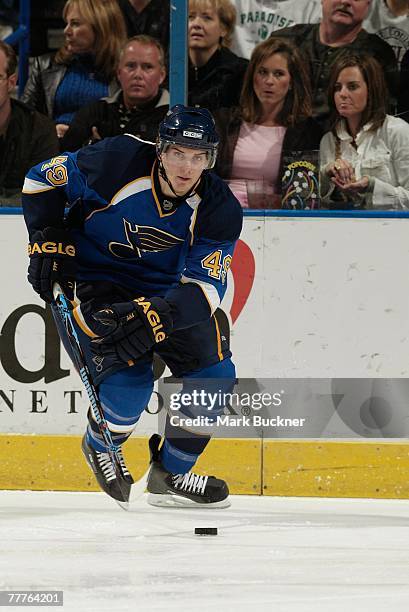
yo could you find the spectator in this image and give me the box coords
[116,0,169,54]
[21,0,126,139]
[61,35,168,151]
[364,0,409,67]
[213,37,322,208]
[0,41,59,203]
[231,0,321,59]
[320,53,409,209]
[272,0,398,128]
[188,0,248,111]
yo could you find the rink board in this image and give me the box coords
[263,440,409,498]
[0,435,262,495]
[2,434,409,499]
[2,212,409,497]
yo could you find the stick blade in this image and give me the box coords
[117,467,150,512]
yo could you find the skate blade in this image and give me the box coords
[147,493,231,509]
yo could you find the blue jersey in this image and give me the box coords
[22,136,243,330]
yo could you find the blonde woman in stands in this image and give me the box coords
[320,53,409,209]
[188,0,248,111]
[22,0,126,139]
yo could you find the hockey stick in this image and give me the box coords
[52,283,148,509]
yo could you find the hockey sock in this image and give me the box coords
[160,359,235,473]
[86,365,153,452]
[161,425,210,474]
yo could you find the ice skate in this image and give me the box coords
[81,435,133,507]
[146,434,230,508]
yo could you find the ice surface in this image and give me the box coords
[1,492,409,611]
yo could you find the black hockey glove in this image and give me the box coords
[91,296,173,363]
[27,227,76,303]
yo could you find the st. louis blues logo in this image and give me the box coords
[109,218,184,259]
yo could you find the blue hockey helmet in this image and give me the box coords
[157,104,219,169]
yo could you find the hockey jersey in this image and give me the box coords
[22,136,243,330]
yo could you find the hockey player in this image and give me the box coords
[22,105,242,508]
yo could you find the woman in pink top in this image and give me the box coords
[214,37,322,208]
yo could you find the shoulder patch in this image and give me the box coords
[41,156,69,187]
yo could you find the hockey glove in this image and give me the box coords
[27,227,76,303]
[91,296,173,363]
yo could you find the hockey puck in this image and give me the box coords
[194,527,218,536]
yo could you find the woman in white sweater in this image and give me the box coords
[320,52,409,209]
